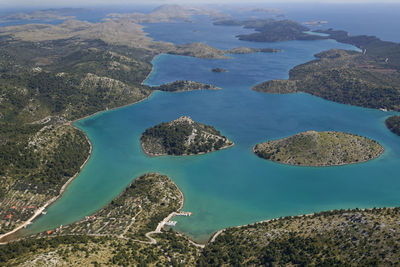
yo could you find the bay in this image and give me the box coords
[24,14,400,243]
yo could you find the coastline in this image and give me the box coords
[71,92,154,124]
[141,141,235,157]
[0,132,93,244]
[209,206,399,244]
[0,63,158,244]
[141,64,155,86]
[144,174,206,248]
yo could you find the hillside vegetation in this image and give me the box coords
[1,174,400,266]
[141,116,233,156]
[254,49,400,111]
[0,36,156,235]
[41,173,182,241]
[3,206,400,266]
[253,131,383,166]
[200,208,400,266]
[1,174,200,266]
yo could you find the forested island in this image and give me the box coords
[214,18,325,42]
[154,80,220,92]
[385,116,400,136]
[140,116,233,156]
[253,131,384,166]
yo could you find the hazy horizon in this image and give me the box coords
[1,0,400,9]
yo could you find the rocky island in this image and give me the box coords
[253,131,384,166]
[154,80,220,92]
[141,116,233,156]
[385,116,400,136]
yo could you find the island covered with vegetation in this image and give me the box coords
[385,116,400,136]
[253,131,384,166]
[214,18,325,42]
[154,80,220,92]
[141,116,233,156]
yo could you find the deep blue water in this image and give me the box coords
[24,14,400,242]
[211,3,400,43]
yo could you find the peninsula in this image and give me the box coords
[254,49,400,111]
[253,131,384,166]
[141,116,233,156]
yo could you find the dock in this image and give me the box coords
[165,221,177,226]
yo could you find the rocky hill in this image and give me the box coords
[141,116,233,156]
[253,131,384,166]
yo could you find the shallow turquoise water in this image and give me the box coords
[25,17,400,242]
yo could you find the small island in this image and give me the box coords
[385,116,400,136]
[211,68,228,73]
[253,131,384,166]
[154,80,220,92]
[226,47,281,54]
[141,116,234,156]
[214,19,326,42]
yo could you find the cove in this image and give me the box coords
[24,16,400,243]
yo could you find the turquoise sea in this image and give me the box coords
[24,14,400,242]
